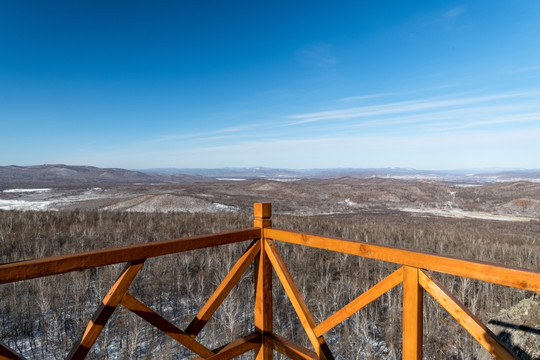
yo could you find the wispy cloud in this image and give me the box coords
[429,112,540,132]
[287,91,540,125]
[154,123,260,143]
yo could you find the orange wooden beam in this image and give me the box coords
[121,293,214,358]
[419,270,516,360]
[264,240,334,360]
[402,266,423,360]
[186,239,261,337]
[254,203,273,360]
[264,228,540,292]
[0,228,260,284]
[265,333,318,360]
[190,332,261,360]
[314,267,403,337]
[66,260,144,360]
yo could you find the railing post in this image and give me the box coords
[403,266,423,360]
[254,203,273,359]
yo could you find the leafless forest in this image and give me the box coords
[1,207,538,359]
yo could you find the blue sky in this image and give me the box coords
[1,1,540,170]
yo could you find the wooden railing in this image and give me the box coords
[1,203,539,360]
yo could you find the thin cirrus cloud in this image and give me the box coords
[342,104,540,132]
[154,124,260,143]
[428,112,540,133]
[286,91,540,127]
[150,89,540,150]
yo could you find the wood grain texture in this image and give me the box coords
[266,333,318,360]
[419,270,517,360]
[264,228,540,292]
[254,203,273,360]
[402,266,423,360]
[254,203,272,219]
[264,240,334,360]
[120,293,214,358]
[254,240,273,360]
[0,228,260,284]
[67,261,144,360]
[314,267,404,337]
[191,332,261,360]
[186,239,260,337]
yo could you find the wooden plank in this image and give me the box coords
[120,293,214,358]
[254,203,272,220]
[418,270,517,360]
[185,240,261,337]
[264,240,335,360]
[0,341,26,360]
[314,267,404,337]
[254,203,273,360]
[254,240,273,360]
[67,260,144,360]
[265,333,318,360]
[0,228,260,284]
[191,332,261,360]
[264,228,540,292]
[402,266,423,360]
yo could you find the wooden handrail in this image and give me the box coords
[264,228,540,292]
[0,228,260,284]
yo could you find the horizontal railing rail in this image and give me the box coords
[264,228,540,292]
[0,228,260,284]
[1,203,538,360]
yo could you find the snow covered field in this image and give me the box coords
[0,187,239,213]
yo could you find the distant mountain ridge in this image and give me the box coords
[141,166,540,182]
[1,164,539,187]
[0,164,158,186]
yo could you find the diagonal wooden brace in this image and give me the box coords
[121,293,214,358]
[185,239,261,337]
[314,267,404,337]
[419,270,517,360]
[264,240,335,360]
[190,332,262,360]
[66,260,145,360]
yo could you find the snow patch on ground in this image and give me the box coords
[213,202,238,211]
[0,199,54,211]
[103,194,238,213]
[2,188,51,193]
[266,178,300,182]
[252,183,278,191]
[0,187,127,211]
[398,207,534,222]
[342,198,360,207]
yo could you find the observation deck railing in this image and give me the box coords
[1,203,539,360]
